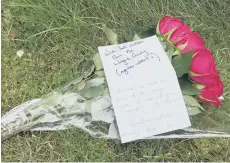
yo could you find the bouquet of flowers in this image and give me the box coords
[156,16,224,108]
[1,16,229,141]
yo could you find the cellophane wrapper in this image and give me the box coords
[2,56,230,141]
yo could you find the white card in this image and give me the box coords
[98,35,191,143]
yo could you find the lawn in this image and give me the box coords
[1,0,230,161]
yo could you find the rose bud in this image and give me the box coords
[189,48,220,86]
[194,80,224,107]
[169,24,191,43]
[175,32,205,55]
[156,16,184,36]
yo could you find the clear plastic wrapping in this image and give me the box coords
[2,57,230,141]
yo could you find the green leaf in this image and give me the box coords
[93,53,103,71]
[125,27,156,42]
[124,31,134,42]
[164,41,175,62]
[39,92,62,107]
[72,76,84,85]
[180,78,200,95]
[136,27,156,38]
[82,60,95,79]
[77,81,86,91]
[85,77,105,88]
[159,39,167,50]
[132,27,156,41]
[183,95,204,110]
[186,106,201,116]
[72,80,86,93]
[61,76,84,94]
[172,51,193,78]
[95,70,105,77]
[102,24,118,45]
[133,33,141,41]
[82,85,105,99]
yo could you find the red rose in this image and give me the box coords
[175,32,205,54]
[189,48,220,86]
[157,16,183,36]
[169,24,191,43]
[194,80,224,107]
[207,79,224,97]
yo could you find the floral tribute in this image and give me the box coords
[156,16,224,108]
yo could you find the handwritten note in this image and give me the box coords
[98,36,191,143]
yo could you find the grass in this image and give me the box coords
[1,0,230,161]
